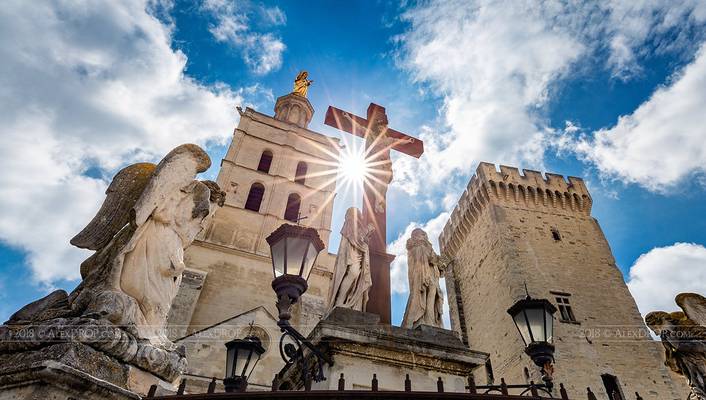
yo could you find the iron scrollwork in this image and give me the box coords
[277,320,332,388]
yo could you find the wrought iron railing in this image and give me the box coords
[147,373,647,400]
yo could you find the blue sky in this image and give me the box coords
[1,1,706,326]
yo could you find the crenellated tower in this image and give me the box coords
[440,163,686,399]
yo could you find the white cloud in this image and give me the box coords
[393,0,706,199]
[627,243,706,317]
[394,0,582,196]
[603,0,706,79]
[0,1,255,283]
[573,42,706,191]
[202,0,286,75]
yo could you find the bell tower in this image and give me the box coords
[440,163,687,399]
[166,80,341,392]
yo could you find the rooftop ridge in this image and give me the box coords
[439,163,593,256]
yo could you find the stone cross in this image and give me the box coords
[325,103,424,324]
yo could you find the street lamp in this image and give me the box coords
[267,223,325,322]
[223,335,266,392]
[265,224,333,388]
[507,295,557,390]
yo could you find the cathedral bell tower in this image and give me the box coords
[166,73,341,392]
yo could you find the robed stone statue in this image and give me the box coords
[402,228,444,329]
[327,207,374,312]
[646,293,706,400]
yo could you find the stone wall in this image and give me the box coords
[440,163,688,399]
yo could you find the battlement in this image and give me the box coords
[439,163,593,256]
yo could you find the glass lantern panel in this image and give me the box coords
[286,237,308,276]
[225,346,235,378]
[244,351,261,378]
[233,347,252,378]
[545,309,554,342]
[302,242,319,280]
[271,239,285,277]
[526,308,546,342]
[513,312,532,346]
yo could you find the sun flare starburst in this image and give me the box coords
[337,146,371,189]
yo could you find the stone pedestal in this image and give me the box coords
[0,360,139,400]
[0,339,179,397]
[276,308,488,392]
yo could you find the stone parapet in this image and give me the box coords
[440,163,592,257]
[276,308,487,392]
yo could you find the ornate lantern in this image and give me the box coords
[507,296,557,389]
[266,224,325,322]
[223,335,266,392]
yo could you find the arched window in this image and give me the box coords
[244,183,265,212]
[284,193,301,222]
[294,161,308,184]
[257,150,273,173]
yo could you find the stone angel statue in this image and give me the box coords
[293,70,313,97]
[2,144,225,382]
[6,144,225,349]
[327,207,374,312]
[646,293,706,400]
[402,228,444,329]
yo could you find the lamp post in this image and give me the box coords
[266,224,334,389]
[223,335,266,392]
[507,295,558,391]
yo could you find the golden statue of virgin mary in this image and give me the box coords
[293,71,313,97]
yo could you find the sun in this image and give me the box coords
[337,146,370,188]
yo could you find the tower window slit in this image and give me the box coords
[551,227,561,241]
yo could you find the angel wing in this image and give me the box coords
[70,162,156,250]
[676,293,706,327]
[132,144,211,227]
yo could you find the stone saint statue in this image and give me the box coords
[646,293,706,400]
[327,207,374,312]
[402,228,444,329]
[293,70,313,97]
[1,144,226,381]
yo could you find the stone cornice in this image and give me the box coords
[242,107,341,154]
